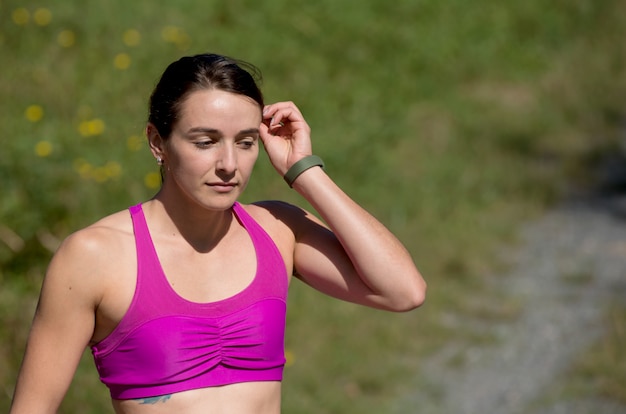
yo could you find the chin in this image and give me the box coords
[199,194,241,211]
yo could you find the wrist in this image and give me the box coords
[283,155,325,187]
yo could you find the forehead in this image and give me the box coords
[178,89,261,127]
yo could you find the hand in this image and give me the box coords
[260,101,313,176]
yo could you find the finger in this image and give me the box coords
[262,102,310,137]
[264,101,298,114]
[263,102,303,122]
[261,117,283,129]
[270,110,303,130]
[265,107,288,124]
[260,117,287,137]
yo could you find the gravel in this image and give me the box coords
[391,195,626,414]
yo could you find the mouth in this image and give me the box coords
[206,182,237,192]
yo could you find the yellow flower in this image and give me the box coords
[161,25,191,50]
[35,141,53,157]
[123,29,141,47]
[92,167,109,183]
[144,172,161,189]
[284,350,295,367]
[113,53,131,70]
[126,135,144,151]
[57,30,76,48]
[25,105,44,122]
[78,121,90,136]
[161,26,181,43]
[33,8,52,26]
[73,158,93,179]
[12,8,30,25]
[90,119,105,135]
[78,118,105,137]
[104,161,122,178]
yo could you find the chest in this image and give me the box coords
[93,225,259,343]
[154,228,258,303]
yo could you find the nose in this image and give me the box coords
[216,144,237,175]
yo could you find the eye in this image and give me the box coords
[194,140,214,149]
[238,138,256,149]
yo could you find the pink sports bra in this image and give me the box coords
[91,202,288,400]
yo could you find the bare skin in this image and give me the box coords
[10,90,426,413]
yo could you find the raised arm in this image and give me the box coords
[10,231,103,413]
[260,102,426,311]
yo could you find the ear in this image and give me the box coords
[147,123,166,162]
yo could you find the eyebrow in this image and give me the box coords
[187,127,219,135]
[186,127,260,136]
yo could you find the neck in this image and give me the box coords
[144,191,235,253]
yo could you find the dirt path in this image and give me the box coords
[391,196,626,414]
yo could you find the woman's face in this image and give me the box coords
[153,89,262,211]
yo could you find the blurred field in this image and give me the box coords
[1,0,625,412]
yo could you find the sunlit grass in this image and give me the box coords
[2,0,626,412]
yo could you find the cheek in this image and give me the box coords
[169,151,210,176]
[241,149,259,171]
[235,147,259,175]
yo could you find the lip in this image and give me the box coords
[206,182,237,192]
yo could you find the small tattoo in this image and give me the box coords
[135,394,172,404]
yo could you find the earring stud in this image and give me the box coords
[156,157,163,165]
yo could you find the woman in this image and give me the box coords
[10,53,426,413]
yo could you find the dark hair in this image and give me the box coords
[148,53,264,138]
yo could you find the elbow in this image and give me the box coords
[389,278,427,313]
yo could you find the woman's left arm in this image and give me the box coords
[260,102,426,312]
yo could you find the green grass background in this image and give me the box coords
[1,0,625,412]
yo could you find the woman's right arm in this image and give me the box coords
[10,230,104,413]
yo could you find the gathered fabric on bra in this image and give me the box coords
[91,202,289,400]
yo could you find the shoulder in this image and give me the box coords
[237,201,308,248]
[241,200,314,231]
[48,209,134,280]
[60,209,132,255]
[245,200,305,220]
[40,208,136,309]
[240,200,329,239]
